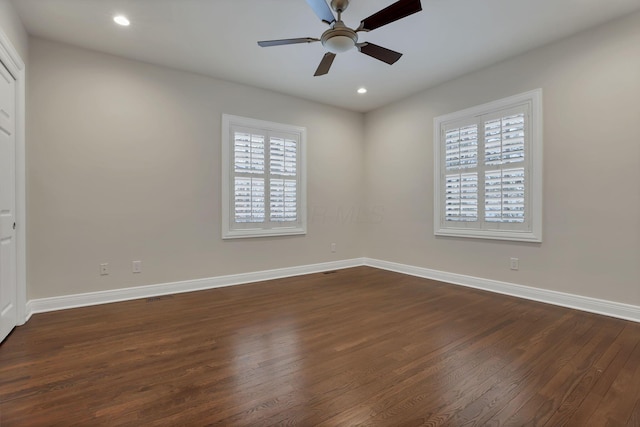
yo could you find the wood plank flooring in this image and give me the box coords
[1,266,639,426]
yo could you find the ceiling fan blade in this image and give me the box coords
[358,43,403,64]
[358,0,422,32]
[258,38,320,47]
[305,0,336,25]
[314,52,336,76]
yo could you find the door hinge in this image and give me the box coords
[13,222,16,230]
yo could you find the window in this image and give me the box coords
[222,114,307,239]
[434,89,542,242]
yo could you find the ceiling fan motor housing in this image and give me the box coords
[321,21,358,53]
[330,0,350,12]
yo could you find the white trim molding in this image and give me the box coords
[0,26,27,325]
[221,114,307,239]
[365,258,640,323]
[26,258,365,319]
[433,89,543,243]
[25,258,640,324]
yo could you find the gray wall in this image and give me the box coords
[27,38,365,299]
[363,12,640,305]
[17,11,640,308]
[0,0,28,62]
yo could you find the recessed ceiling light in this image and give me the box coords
[113,15,130,26]
[357,87,367,94]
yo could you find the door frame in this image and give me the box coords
[0,28,26,325]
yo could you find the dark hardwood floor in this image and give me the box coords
[1,266,639,426]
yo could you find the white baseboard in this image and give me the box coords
[25,257,639,324]
[25,258,365,320]
[364,258,640,323]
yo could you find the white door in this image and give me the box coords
[0,60,17,343]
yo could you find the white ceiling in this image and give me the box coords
[12,0,640,112]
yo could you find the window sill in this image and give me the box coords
[222,226,307,240]
[435,228,542,243]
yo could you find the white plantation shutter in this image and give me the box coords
[234,132,265,174]
[222,115,307,239]
[484,168,525,223]
[484,114,525,165]
[445,173,478,222]
[269,137,298,222]
[444,122,479,224]
[483,111,526,225]
[434,90,542,242]
[270,137,297,176]
[270,178,297,222]
[233,131,266,223]
[445,125,478,169]
[234,177,265,223]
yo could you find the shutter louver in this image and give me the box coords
[234,132,265,173]
[270,136,297,222]
[234,131,266,223]
[445,125,478,170]
[484,112,526,224]
[484,168,525,223]
[232,132,299,224]
[445,172,478,222]
[445,124,478,222]
[270,179,297,222]
[270,137,297,176]
[484,114,525,166]
[234,177,265,223]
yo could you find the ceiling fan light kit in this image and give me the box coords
[321,21,358,54]
[258,0,423,76]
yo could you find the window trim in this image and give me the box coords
[433,89,543,242]
[222,114,307,239]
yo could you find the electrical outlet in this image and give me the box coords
[132,260,142,274]
[510,257,519,271]
[331,243,336,253]
[100,263,109,276]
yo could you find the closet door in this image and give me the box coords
[0,60,17,344]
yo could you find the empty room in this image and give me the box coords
[1,0,639,425]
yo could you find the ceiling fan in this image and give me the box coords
[257,0,423,76]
